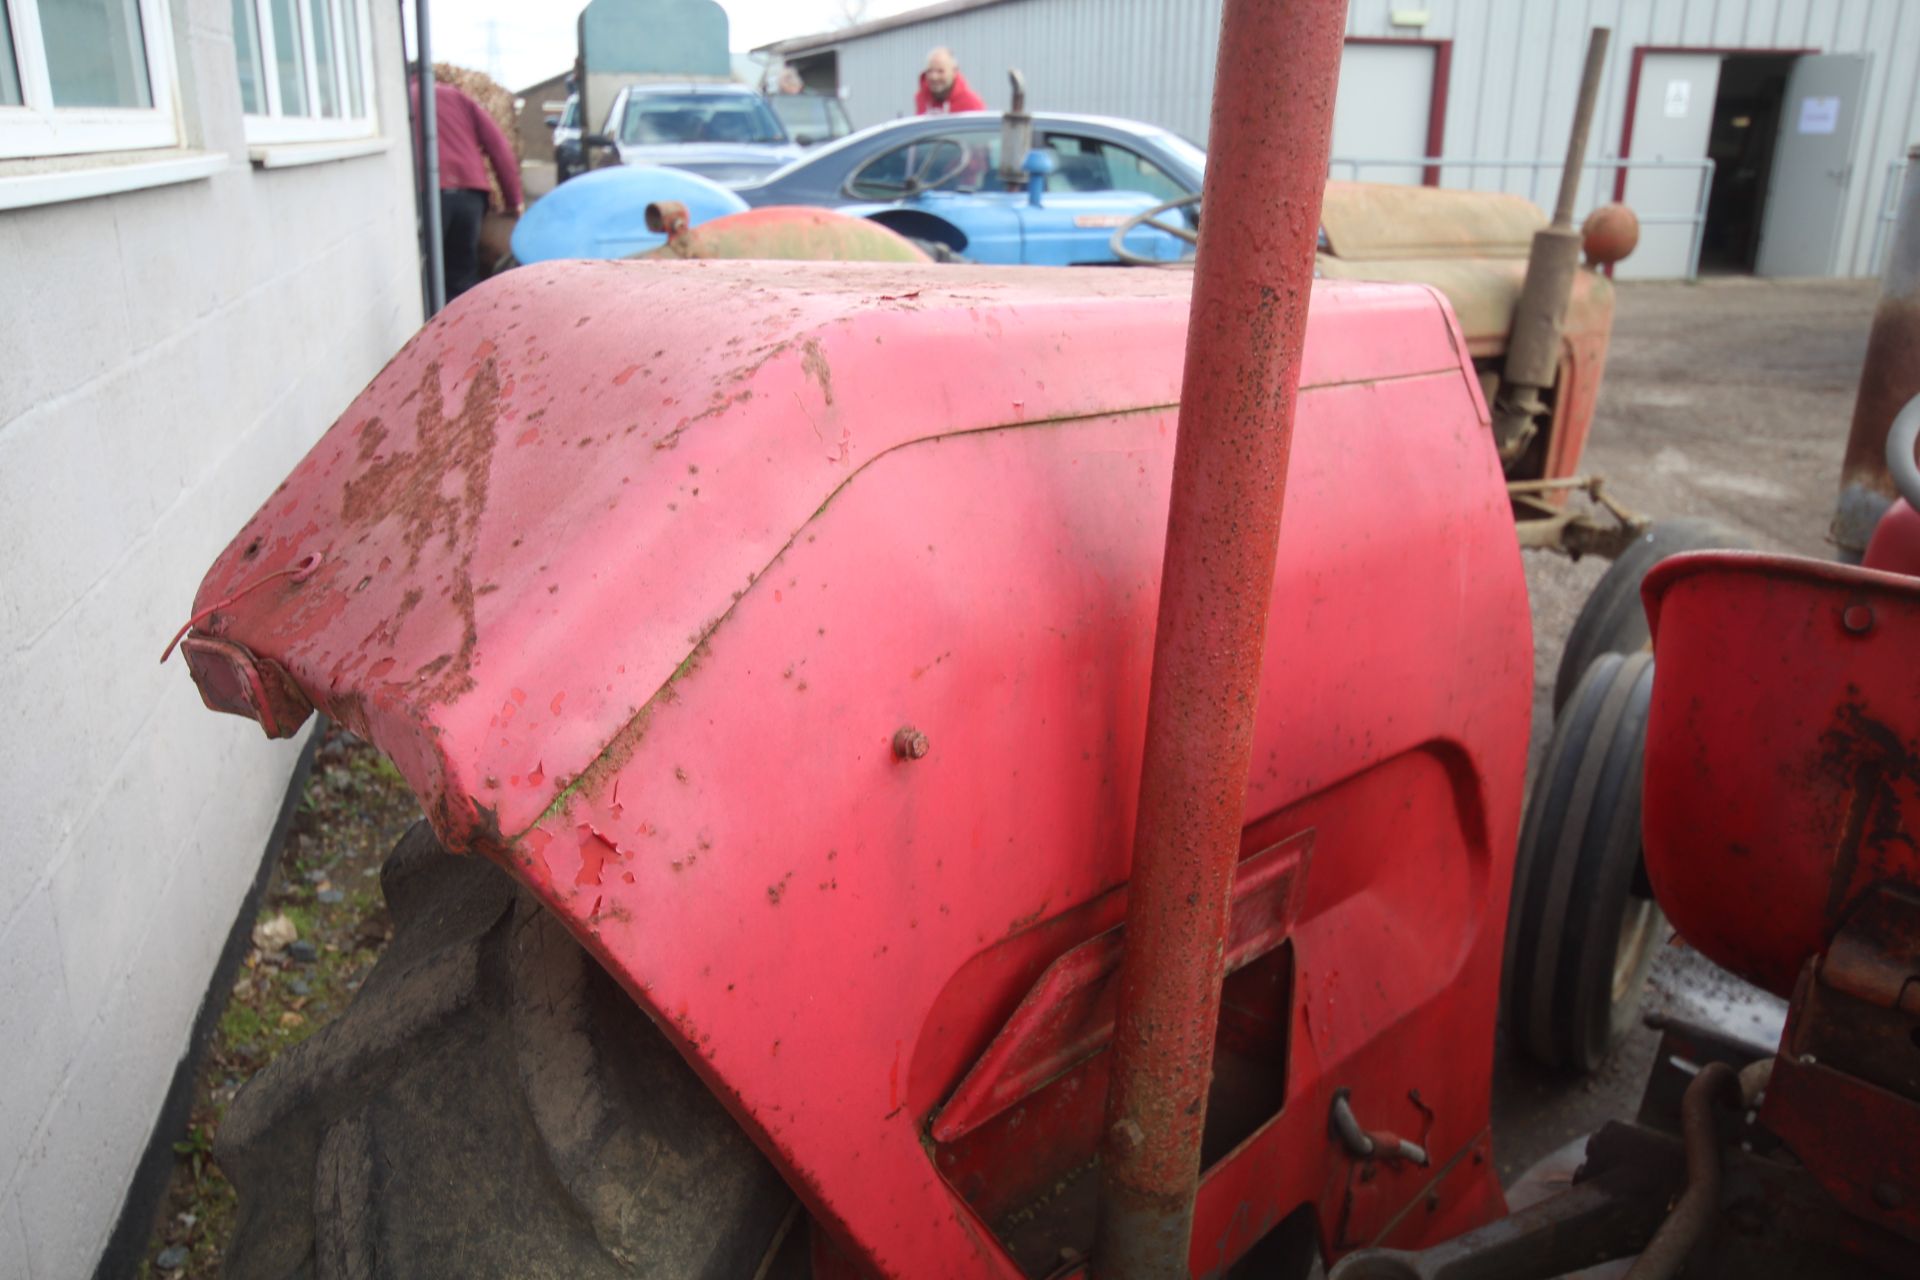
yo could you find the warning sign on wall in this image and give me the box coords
[1797,95,1842,135]
[1663,79,1691,117]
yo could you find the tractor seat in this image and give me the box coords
[1641,551,1920,998]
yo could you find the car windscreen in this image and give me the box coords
[767,93,851,143]
[620,93,786,146]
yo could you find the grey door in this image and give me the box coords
[1756,54,1868,277]
[1330,42,1436,186]
[1619,52,1722,280]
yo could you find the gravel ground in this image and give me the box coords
[1491,275,1879,1181]
[138,730,420,1278]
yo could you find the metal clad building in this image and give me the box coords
[764,0,1920,279]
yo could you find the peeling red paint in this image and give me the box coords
[575,825,613,886]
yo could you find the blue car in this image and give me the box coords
[733,111,1206,265]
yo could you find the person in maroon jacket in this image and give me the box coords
[410,69,525,299]
[915,47,987,115]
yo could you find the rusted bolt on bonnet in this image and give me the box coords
[891,726,930,760]
[1843,602,1876,634]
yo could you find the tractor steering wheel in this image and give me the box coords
[1109,193,1201,267]
[905,139,973,194]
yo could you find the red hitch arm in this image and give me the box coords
[1094,1,1349,1276]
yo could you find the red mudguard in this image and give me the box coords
[186,262,1529,1276]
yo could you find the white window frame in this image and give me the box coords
[241,0,377,146]
[0,0,183,158]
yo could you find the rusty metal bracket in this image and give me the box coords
[1823,886,1920,1017]
[1510,474,1649,559]
[1757,885,1920,1243]
[1788,887,1920,1102]
[1765,1052,1920,1245]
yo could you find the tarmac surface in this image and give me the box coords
[1491,275,1880,1182]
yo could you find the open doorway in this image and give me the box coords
[1622,47,1866,279]
[1698,54,1795,274]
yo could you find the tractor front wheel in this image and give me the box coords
[1503,652,1662,1073]
[1551,518,1748,714]
[216,821,807,1280]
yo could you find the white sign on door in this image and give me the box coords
[1797,95,1841,135]
[1664,79,1691,117]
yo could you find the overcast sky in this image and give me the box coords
[413,0,928,91]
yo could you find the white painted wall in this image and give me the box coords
[786,0,1920,277]
[0,0,420,1272]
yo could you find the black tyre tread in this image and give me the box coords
[1551,518,1748,714]
[218,821,798,1280]
[1504,652,1661,1072]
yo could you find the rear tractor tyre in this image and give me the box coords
[1551,518,1748,715]
[1503,652,1662,1074]
[216,820,807,1280]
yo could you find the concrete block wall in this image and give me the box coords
[0,0,421,1271]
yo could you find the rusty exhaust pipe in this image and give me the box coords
[1092,2,1347,1276]
[1833,144,1920,561]
[1491,27,1611,463]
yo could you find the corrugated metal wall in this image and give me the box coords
[799,0,1920,276]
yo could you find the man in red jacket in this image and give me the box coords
[411,69,525,299]
[915,47,987,115]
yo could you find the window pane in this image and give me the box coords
[307,0,337,117]
[232,0,265,114]
[1036,133,1186,200]
[42,0,154,108]
[269,0,306,115]
[340,0,363,117]
[1,6,22,105]
[850,130,998,198]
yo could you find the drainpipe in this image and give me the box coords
[416,0,446,316]
[1833,144,1920,561]
[1092,2,1347,1277]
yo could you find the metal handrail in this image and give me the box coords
[1867,159,1907,277]
[1326,155,1717,280]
